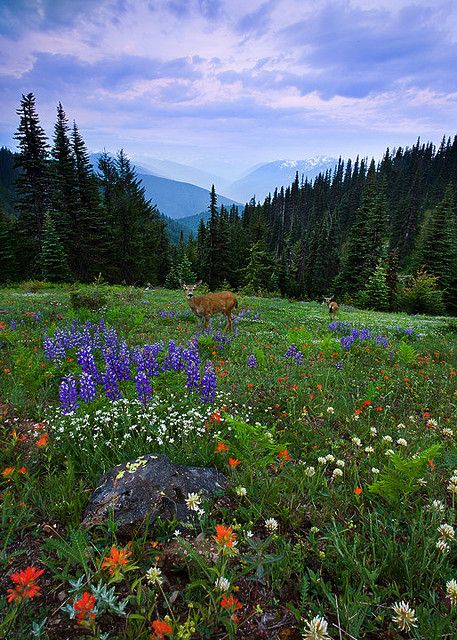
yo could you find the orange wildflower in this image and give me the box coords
[2,467,15,478]
[210,410,221,423]
[214,441,229,454]
[17,466,27,474]
[214,524,237,548]
[73,591,97,625]
[428,459,436,470]
[36,433,49,448]
[7,566,44,603]
[101,546,132,575]
[228,458,241,469]
[353,486,363,495]
[151,619,173,639]
[220,594,242,611]
[278,449,291,462]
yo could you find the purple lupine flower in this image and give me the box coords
[79,372,97,403]
[77,345,101,383]
[59,375,78,414]
[284,343,303,365]
[10,320,17,330]
[200,361,217,403]
[102,366,121,400]
[335,361,343,370]
[247,354,257,368]
[143,343,161,377]
[183,346,200,392]
[340,335,355,350]
[113,340,131,380]
[375,335,388,348]
[135,370,153,404]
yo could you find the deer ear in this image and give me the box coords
[179,279,185,287]
[195,280,202,287]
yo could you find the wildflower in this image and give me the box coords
[353,486,362,495]
[215,441,229,454]
[7,566,44,603]
[351,436,362,446]
[215,576,231,591]
[146,565,163,585]
[391,601,418,632]
[325,454,335,463]
[397,423,406,429]
[364,446,374,453]
[430,499,445,513]
[101,546,132,575]
[302,614,331,640]
[304,466,316,477]
[278,449,291,462]
[36,433,49,448]
[200,361,217,404]
[370,427,377,435]
[446,579,457,606]
[214,525,237,548]
[385,449,395,456]
[318,456,327,465]
[438,524,455,541]
[2,466,15,478]
[265,517,279,532]
[74,591,97,625]
[151,618,173,639]
[371,467,380,474]
[336,459,345,467]
[382,435,393,443]
[220,594,242,611]
[436,539,450,554]
[185,492,202,512]
[332,468,343,479]
[397,438,407,446]
[235,486,247,496]
[17,466,26,474]
[442,428,454,438]
[228,458,241,469]
[247,354,257,368]
[326,407,334,414]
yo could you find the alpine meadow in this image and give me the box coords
[1,2,457,637]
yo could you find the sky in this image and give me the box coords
[1,0,457,181]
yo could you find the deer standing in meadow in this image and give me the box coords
[180,281,238,331]
[323,296,339,319]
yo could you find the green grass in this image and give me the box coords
[0,284,456,639]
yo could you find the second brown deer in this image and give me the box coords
[323,296,339,319]
[180,281,238,331]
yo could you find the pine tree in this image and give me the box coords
[40,212,72,282]
[71,123,110,281]
[240,240,276,293]
[357,261,390,311]
[14,93,51,277]
[418,185,456,294]
[0,207,15,282]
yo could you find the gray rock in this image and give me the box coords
[82,453,226,538]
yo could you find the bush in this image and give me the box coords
[397,268,446,316]
[20,280,50,293]
[70,286,109,310]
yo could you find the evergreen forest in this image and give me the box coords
[1,93,456,315]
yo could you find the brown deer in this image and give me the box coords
[180,280,238,331]
[323,296,339,318]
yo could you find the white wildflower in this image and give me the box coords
[385,449,395,456]
[364,446,374,453]
[173,529,182,537]
[304,466,316,477]
[146,565,163,585]
[326,407,335,414]
[417,477,427,486]
[438,524,455,541]
[302,615,331,640]
[370,427,377,435]
[351,436,362,446]
[325,454,335,463]
[436,539,450,554]
[442,428,454,438]
[235,486,247,497]
[429,500,445,513]
[391,601,417,632]
[371,467,380,474]
[446,579,457,606]
[397,423,406,429]
[382,435,393,443]
[336,459,345,467]
[185,492,202,511]
[396,438,407,446]
[265,517,279,532]
[214,576,230,591]
[332,468,343,478]
[318,456,327,465]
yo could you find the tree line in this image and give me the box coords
[1,93,456,314]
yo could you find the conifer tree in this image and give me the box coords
[0,207,15,282]
[40,212,72,282]
[14,93,51,277]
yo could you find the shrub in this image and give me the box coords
[397,268,446,316]
[70,287,109,310]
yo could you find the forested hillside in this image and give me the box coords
[1,93,456,314]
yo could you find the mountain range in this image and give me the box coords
[89,154,338,231]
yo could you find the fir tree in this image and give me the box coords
[40,212,72,282]
[14,93,51,277]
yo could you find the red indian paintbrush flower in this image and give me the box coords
[7,566,44,603]
[220,594,242,611]
[214,524,237,548]
[73,591,97,625]
[101,546,132,575]
[150,619,173,639]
